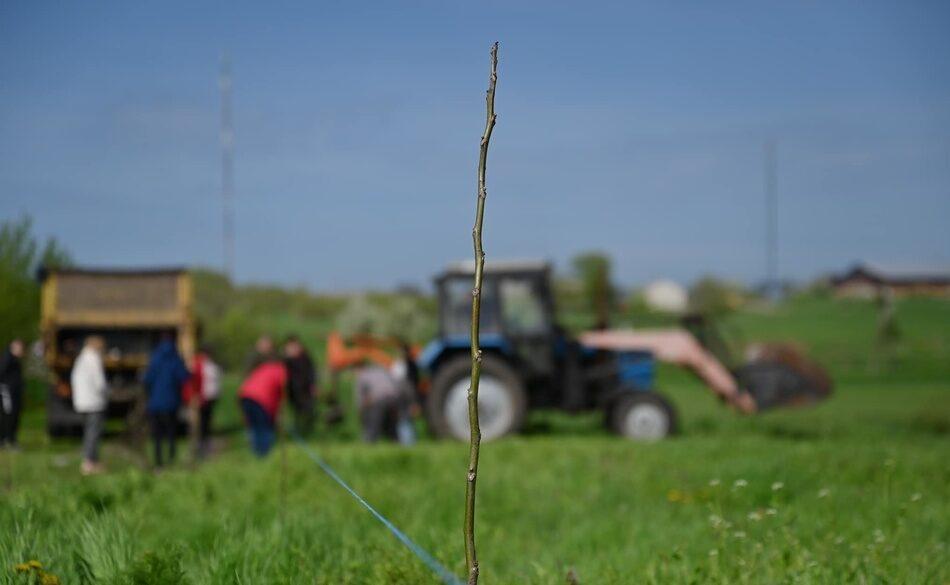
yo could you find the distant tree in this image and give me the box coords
[571,252,614,329]
[334,294,434,343]
[0,216,73,274]
[191,268,235,322]
[335,295,389,337]
[798,276,833,300]
[394,282,424,297]
[208,307,262,369]
[0,216,73,341]
[39,238,73,270]
[622,289,679,328]
[688,276,747,318]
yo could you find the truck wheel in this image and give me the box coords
[426,355,527,442]
[610,392,677,441]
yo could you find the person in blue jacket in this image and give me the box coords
[143,334,190,468]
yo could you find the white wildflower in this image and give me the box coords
[733,531,746,539]
[748,511,763,522]
[817,488,830,498]
[910,492,922,502]
[708,549,718,557]
[765,507,778,516]
[771,481,784,491]
[709,479,721,487]
[733,479,748,489]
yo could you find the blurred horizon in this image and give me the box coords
[2,1,949,291]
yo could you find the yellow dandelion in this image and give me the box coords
[14,560,44,573]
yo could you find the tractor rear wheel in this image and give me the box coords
[426,355,527,442]
[610,392,677,441]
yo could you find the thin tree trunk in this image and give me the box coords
[464,41,498,585]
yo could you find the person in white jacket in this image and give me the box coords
[71,336,108,475]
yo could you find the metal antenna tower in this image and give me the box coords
[764,139,778,299]
[219,56,235,279]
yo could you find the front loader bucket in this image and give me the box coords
[736,343,833,411]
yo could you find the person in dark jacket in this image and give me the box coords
[143,336,190,468]
[0,339,25,449]
[283,335,317,437]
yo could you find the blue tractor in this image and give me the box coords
[419,260,678,441]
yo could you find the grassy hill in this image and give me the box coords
[2,290,948,583]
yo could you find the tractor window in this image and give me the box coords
[442,278,501,337]
[500,279,548,335]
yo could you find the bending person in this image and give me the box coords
[239,349,287,457]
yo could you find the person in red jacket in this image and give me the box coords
[239,353,287,457]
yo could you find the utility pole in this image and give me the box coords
[764,139,778,300]
[219,56,235,279]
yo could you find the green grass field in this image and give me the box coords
[2,297,949,583]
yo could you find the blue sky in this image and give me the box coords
[1,1,948,290]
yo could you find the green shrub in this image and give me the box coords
[110,550,189,585]
[0,215,71,343]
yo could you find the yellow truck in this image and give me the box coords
[39,267,195,436]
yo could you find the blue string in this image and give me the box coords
[292,436,464,585]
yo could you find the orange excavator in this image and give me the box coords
[327,331,401,371]
[323,332,424,425]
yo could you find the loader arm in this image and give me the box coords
[578,328,756,413]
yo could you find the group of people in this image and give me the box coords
[69,334,221,475]
[237,334,419,457]
[238,335,318,456]
[1,331,421,472]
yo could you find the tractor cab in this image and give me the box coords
[420,260,672,442]
[432,260,557,383]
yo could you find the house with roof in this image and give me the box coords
[831,263,950,298]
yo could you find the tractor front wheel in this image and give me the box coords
[610,392,677,441]
[426,355,527,442]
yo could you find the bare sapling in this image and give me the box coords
[464,41,498,585]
